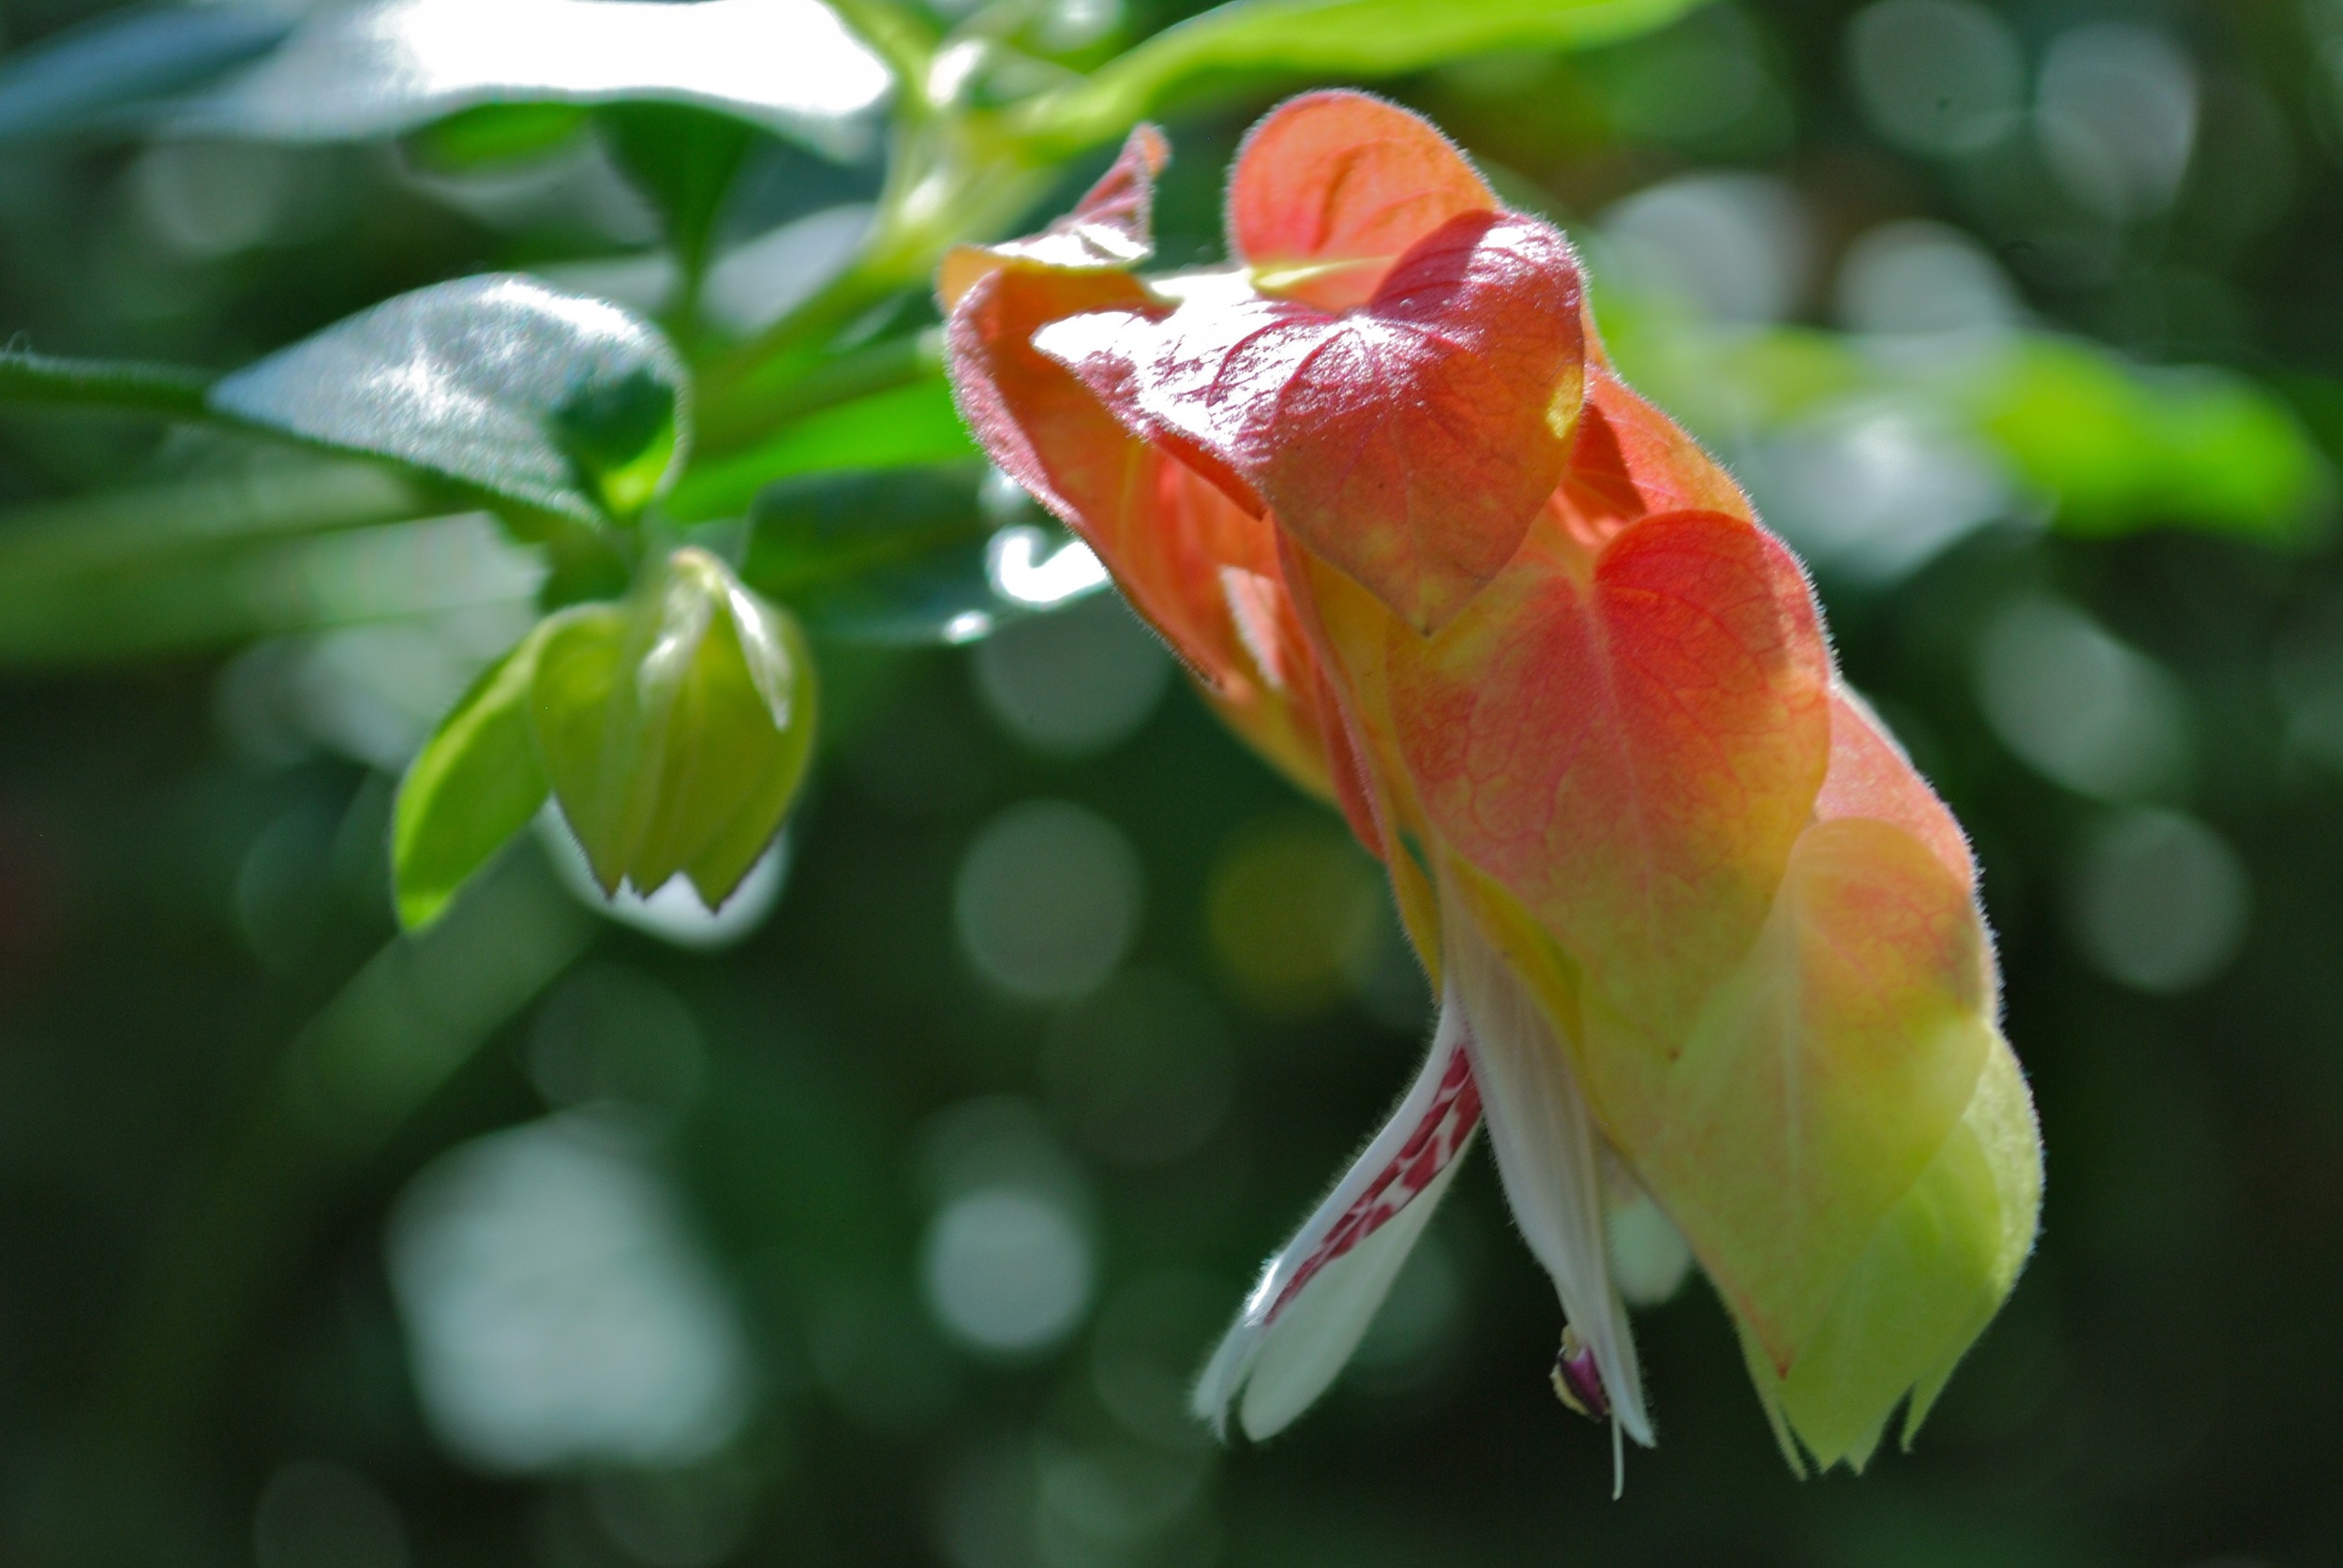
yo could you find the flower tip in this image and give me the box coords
[1549,1325,1610,1421]
[1126,121,1170,179]
[1188,1314,1255,1441]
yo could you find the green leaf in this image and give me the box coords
[174,0,891,158]
[532,548,817,903]
[1012,0,1706,153]
[0,454,429,586]
[1975,339,2329,543]
[0,3,291,141]
[402,102,591,171]
[740,465,1104,643]
[670,376,978,522]
[744,465,992,642]
[392,621,558,930]
[597,103,755,295]
[1595,294,2329,548]
[0,512,543,666]
[550,366,686,518]
[208,275,690,523]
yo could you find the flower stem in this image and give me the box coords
[0,350,216,420]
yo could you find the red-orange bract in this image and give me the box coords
[943,91,2040,1479]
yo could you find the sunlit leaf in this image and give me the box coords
[208,275,688,523]
[668,377,977,523]
[393,620,557,930]
[175,0,891,157]
[1012,0,1706,153]
[0,2,290,140]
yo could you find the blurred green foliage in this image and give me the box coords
[2,0,2343,1564]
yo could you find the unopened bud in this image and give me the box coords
[533,546,816,905]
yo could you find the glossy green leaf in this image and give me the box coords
[392,620,559,930]
[533,548,817,903]
[1012,0,1706,153]
[208,275,689,523]
[0,3,291,140]
[670,377,978,522]
[175,0,890,157]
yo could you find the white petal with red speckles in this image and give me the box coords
[1447,899,1653,1451]
[1193,997,1481,1440]
[1231,1149,1467,1439]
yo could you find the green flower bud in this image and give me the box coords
[532,546,816,905]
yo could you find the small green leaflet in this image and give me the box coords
[393,620,557,930]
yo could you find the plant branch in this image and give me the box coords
[825,0,941,100]
[0,349,216,420]
[697,328,943,457]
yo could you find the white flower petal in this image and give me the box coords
[1236,1151,1466,1439]
[1192,1001,1480,1440]
[1447,903,1653,1452]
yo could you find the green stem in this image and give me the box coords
[698,328,942,457]
[698,257,901,412]
[825,0,942,101]
[0,350,216,420]
[695,143,1043,447]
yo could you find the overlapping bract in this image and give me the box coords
[944,90,2040,1472]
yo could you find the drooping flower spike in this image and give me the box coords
[943,91,2042,1484]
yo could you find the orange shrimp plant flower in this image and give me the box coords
[941,91,2041,1484]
